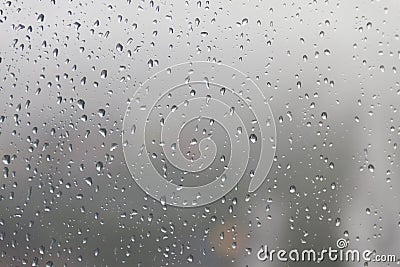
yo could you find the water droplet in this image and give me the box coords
[331,182,336,190]
[289,185,296,194]
[100,69,108,79]
[37,14,45,22]
[99,128,107,137]
[187,254,193,263]
[368,164,375,173]
[2,155,10,165]
[116,43,123,52]
[77,99,85,110]
[249,134,257,143]
[85,177,92,186]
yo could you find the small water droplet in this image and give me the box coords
[249,134,257,143]
[187,254,193,263]
[116,43,123,52]
[37,14,45,22]
[77,99,85,110]
[85,177,93,186]
[289,185,296,194]
[100,69,108,79]
[368,164,375,173]
[2,155,10,165]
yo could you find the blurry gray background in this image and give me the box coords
[0,0,399,266]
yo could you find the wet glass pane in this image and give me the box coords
[0,0,399,266]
